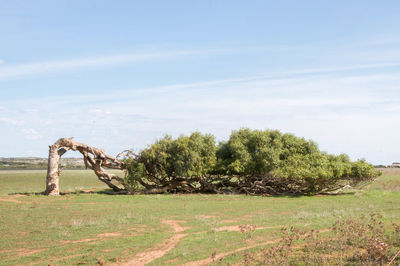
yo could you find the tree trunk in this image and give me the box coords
[45,138,126,196]
[45,144,61,195]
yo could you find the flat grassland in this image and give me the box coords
[0,169,399,265]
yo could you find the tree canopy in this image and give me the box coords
[122,128,380,195]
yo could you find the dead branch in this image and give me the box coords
[45,137,126,195]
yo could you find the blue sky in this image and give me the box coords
[1,0,399,164]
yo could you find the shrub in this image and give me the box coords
[214,128,380,195]
[125,132,217,193]
[123,128,380,195]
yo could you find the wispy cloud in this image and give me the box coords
[22,128,42,140]
[276,62,400,76]
[0,49,211,81]
[0,117,23,125]
[93,62,400,97]
[1,63,399,164]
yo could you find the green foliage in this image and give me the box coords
[123,158,145,193]
[216,129,319,176]
[141,132,216,178]
[124,128,380,195]
[124,132,216,191]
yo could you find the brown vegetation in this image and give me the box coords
[236,214,400,265]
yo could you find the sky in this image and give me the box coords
[0,0,399,165]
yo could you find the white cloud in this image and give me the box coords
[89,109,112,115]
[22,128,42,140]
[0,49,211,81]
[1,65,399,164]
[277,62,400,76]
[0,117,23,125]
[24,108,38,113]
[0,59,4,65]
[122,62,400,95]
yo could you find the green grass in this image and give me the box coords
[0,169,399,265]
[0,169,112,196]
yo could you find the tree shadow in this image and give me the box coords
[8,188,120,196]
[59,189,127,195]
[8,192,45,196]
[8,189,356,197]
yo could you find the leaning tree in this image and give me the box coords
[45,129,380,196]
[45,138,128,195]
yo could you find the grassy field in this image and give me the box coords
[0,169,399,265]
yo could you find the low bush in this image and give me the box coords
[123,128,380,195]
[124,132,217,193]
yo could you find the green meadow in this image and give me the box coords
[0,169,399,265]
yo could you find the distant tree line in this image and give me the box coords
[0,161,48,170]
[0,158,85,170]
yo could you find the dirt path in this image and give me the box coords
[183,239,280,266]
[214,225,279,232]
[61,229,139,244]
[0,195,29,204]
[0,198,25,203]
[122,220,188,266]
[0,247,47,257]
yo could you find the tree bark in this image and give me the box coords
[45,144,61,195]
[45,138,126,196]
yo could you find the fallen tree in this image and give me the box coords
[45,129,381,196]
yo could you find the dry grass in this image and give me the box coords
[234,213,400,265]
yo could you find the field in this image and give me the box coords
[0,169,399,265]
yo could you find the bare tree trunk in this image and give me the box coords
[45,138,126,196]
[45,144,61,195]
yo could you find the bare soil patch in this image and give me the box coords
[61,228,142,244]
[0,198,25,203]
[183,239,281,266]
[215,225,279,232]
[13,194,27,198]
[45,253,84,264]
[97,232,123,238]
[61,238,97,244]
[0,195,32,204]
[162,219,188,233]
[15,248,47,257]
[220,219,236,223]
[195,215,217,219]
[219,210,266,224]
